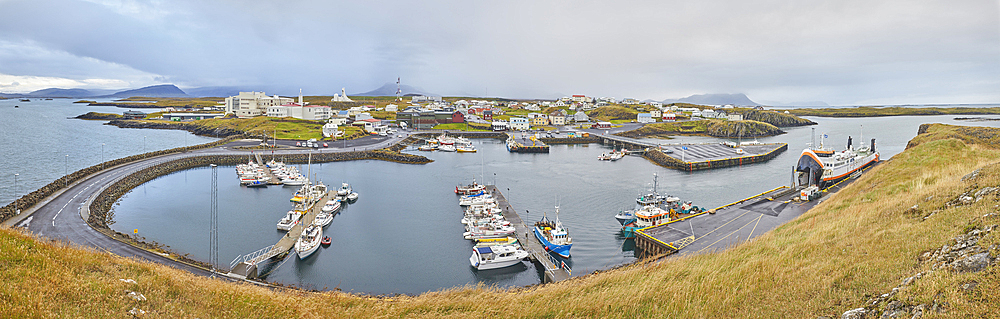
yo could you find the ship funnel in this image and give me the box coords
[871,138,876,153]
[847,136,852,150]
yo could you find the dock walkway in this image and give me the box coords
[228,186,337,279]
[598,134,787,171]
[254,152,283,185]
[486,185,571,283]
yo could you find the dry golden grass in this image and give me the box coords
[1,123,997,318]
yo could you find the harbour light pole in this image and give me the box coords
[13,173,18,214]
[143,136,147,154]
[64,155,69,187]
[101,143,105,169]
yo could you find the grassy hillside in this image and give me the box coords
[1,124,998,317]
[789,106,1000,117]
[587,106,639,121]
[617,119,784,138]
[741,109,816,127]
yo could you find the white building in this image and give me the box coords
[263,91,332,120]
[384,104,398,112]
[225,91,293,118]
[492,120,509,131]
[510,117,530,131]
[637,113,654,123]
[650,109,662,118]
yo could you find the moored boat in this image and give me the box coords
[456,145,477,153]
[437,144,457,152]
[533,207,573,258]
[346,192,358,202]
[455,179,486,195]
[796,133,880,189]
[277,210,303,231]
[469,245,529,270]
[313,211,333,227]
[295,225,323,259]
[322,199,341,213]
[337,183,352,196]
[418,144,437,151]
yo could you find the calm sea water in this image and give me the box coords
[0,99,217,205]
[4,98,1000,295]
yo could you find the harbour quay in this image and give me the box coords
[486,185,571,283]
[596,134,787,171]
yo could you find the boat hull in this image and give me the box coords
[533,227,572,258]
[621,223,640,238]
[470,256,524,270]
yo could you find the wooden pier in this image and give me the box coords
[228,185,337,279]
[486,185,571,283]
[253,152,283,185]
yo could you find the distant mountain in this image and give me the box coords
[759,100,830,107]
[183,86,246,98]
[104,84,188,98]
[664,93,760,106]
[353,83,436,97]
[26,88,95,97]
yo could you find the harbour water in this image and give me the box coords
[4,98,1000,295]
[0,99,218,205]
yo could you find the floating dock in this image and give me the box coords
[486,185,571,283]
[506,133,550,153]
[598,134,786,171]
[228,185,337,279]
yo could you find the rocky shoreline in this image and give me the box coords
[106,119,245,137]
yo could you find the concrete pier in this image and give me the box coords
[486,185,571,283]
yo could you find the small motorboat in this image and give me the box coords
[321,236,332,246]
[418,144,437,151]
[469,244,529,270]
[346,192,359,202]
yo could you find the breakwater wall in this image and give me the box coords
[539,137,602,144]
[0,136,240,223]
[106,120,245,137]
[643,144,788,171]
[87,149,430,228]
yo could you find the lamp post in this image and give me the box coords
[13,173,18,214]
[143,136,146,154]
[101,143,105,169]
[64,155,69,187]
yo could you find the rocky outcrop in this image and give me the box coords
[740,110,815,127]
[75,112,122,120]
[704,120,784,138]
[106,119,244,137]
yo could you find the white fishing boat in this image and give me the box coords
[463,224,517,240]
[455,179,486,195]
[321,199,341,213]
[337,183,352,196]
[635,173,669,206]
[469,245,529,270]
[276,210,302,231]
[346,192,358,201]
[437,144,457,152]
[456,145,477,153]
[418,144,437,151]
[313,211,333,227]
[295,225,323,259]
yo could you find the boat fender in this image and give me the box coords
[544,246,550,251]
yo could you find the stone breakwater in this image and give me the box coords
[88,149,430,228]
[539,137,602,144]
[106,119,245,137]
[0,136,239,223]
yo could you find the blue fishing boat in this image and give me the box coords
[533,206,573,258]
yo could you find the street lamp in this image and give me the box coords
[64,155,69,187]
[13,173,18,214]
[101,143,105,169]
[143,136,146,154]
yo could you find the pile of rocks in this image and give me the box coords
[837,225,996,319]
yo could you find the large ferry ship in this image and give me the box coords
[795,134,879,189]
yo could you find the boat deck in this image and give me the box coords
[486,185,571,283]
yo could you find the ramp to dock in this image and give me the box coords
[486,185,571,283]
[228,186,337,279]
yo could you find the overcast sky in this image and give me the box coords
[0,0,997,105]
